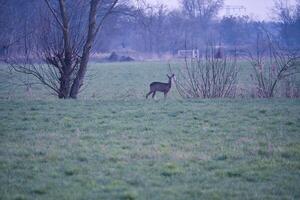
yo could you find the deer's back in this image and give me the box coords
[150,82,170,92]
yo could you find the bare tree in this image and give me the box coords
[181,0,223,22]
[170,42,239,98]
[134,1,168,54]
[273,0,300,47]
[245,29,300,98]
[0,0,39,58]
[6,0,119,99]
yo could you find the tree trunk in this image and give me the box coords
[69,50,90,98]
[69,0,99,99]
[59,0,72,99]
[58,74,71,98]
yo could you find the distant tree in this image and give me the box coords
[134,1,168,54]
[94,3,136,52]
[7,0,119,99]
[83,0,225,55]
[164,10,187,53]
[180,0,224,46]
[273,0,300,48]
[219,16,251,46]
[0,0,40,57]
[181,0,223,24]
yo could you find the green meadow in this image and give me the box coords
[0,61,299,199]
[0,61,254,101]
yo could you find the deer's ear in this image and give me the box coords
[167,74,170,78]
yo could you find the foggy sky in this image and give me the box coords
[146,0,297,21]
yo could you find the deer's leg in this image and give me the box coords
[164,92,167,99]
[152,91,156,98]
[146,91,152,99]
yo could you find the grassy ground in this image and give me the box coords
[0,61,180,100]
[0,60,253,100]
[1,99,300,199]
[0,61,300,199]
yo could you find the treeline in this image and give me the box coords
[99,0,300,53]
[1,0,300,56]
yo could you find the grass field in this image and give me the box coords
[0,61,300,199]
[0,61,181,100]
[0,61,254,100]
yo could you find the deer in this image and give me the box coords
[146,74,175,99]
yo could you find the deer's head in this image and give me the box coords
[166,74,175,85]
[167,74,175,80]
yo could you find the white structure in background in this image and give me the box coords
[177,49,200,59]
[225,5,246,17]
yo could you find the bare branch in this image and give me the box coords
[44,0,64,29]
